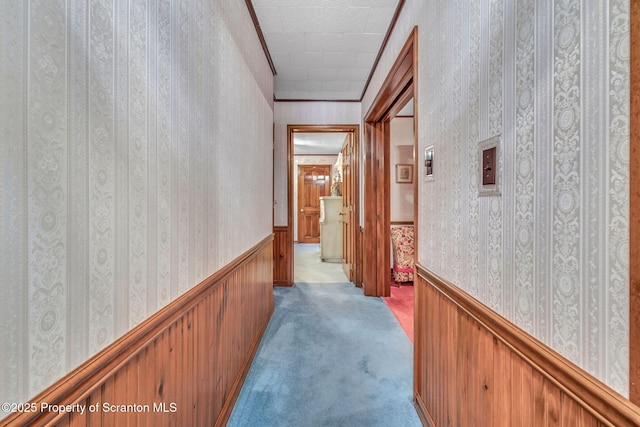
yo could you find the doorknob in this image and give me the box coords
[300,209,304,212]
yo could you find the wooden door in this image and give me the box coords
[297,165,331,243]
[341,137,354,281]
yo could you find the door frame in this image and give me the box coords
[287,124,361,284]
[362,27,418,297]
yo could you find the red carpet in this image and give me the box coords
[383,284,414,343]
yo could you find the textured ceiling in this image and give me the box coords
[294,132,349,155]
[251,0,401,101]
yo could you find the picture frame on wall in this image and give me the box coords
[396,164,413,183]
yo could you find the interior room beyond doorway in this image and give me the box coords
[287,125,360,287]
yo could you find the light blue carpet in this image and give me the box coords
[227,282,422,427]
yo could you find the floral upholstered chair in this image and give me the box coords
[390,225,414,283]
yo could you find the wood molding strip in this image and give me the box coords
[630,0,640,404]
[414,394,436,427]
[1,235,274,427]
[275,99,361,103]
[359,0,407,102]
[416,264,640,427]
[244,1,277,75]
[390,221,414,226]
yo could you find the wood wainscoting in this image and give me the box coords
[273,226,292,286]
[1,236,274,427]
[414,264,640,427]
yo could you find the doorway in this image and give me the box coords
[297,165,332,244]
[287,125,360,286]
[362,27,418,298]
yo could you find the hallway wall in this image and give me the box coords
[362,0,630,395]
[0,0,274,410]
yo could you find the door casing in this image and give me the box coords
[287,124,361,285]
[362,27,418,298]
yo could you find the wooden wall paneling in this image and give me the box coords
[273,226,292,286]
[206,292,216,423]
[494,333,511,427]
[455,311,469,427]
[435,285,445,424]
[186,296,194,414]
[414,264,640,427]
[211,290,223,421]
[173,317,184,426]
[561,393,582,427]
[413,268,423,399]
[0,237,274,427]
[68,409,84,427]
[469,317,483,426]
[446,288,458,426]
[102,376,116,426]
[198,298,208,425]
[152,334,165,426]
[87,389,101,425]
[544,378,561,426]
[510,354,534,427]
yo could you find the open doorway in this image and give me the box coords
[383,101,416,341]
[286,125,360,287]
[362,27,418,298]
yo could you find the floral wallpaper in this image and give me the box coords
[0,0,273,410]
[363,0,630,395]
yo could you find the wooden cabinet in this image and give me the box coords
[319,196,343,262]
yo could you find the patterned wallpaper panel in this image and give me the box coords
[0,0,273,409]
[362,0,630,395]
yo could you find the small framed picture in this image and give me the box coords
[395,164,413,183]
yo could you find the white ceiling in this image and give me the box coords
[294,132,348,155]
[251,0,401,101]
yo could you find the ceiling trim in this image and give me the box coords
[359,0,406,102]
[245,0,277,76]
[248,0,406,102]
[276,99,360,103]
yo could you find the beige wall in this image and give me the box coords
[363,0,630,395]
[390,117,415,223]
[0,0,273,410]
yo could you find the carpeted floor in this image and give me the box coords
[227,246,421,426]
[294,243,348,283]
[382,284,414,343]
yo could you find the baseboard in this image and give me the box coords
[414,394,435,427]
[414,264,640,426]
[0,235,275,427]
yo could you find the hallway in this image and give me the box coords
[227,244,421,426]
